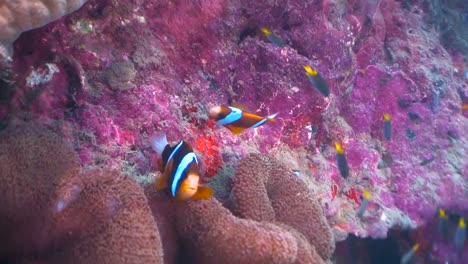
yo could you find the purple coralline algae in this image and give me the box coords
[0,0,466,262]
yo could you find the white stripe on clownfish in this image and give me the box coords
[217,106,243,125]
[250,112,278,128]
[171,152,198,197]
[167,141,183,163]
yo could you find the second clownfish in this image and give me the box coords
[150,132,213,201]
[209,105,278,134]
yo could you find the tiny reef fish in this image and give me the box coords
[438,208,449,240]
[335,142,349,179]
[209,104,278,135]
[383,113,391,141]
[260,27,285,48]
[400,243,419,264]
[455,217,466,252]
[304,65,331,97]
[150,132,213,201]
[419,155,435,166]
[357,190,371,218]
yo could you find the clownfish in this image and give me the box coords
[260,27,285,48]
[209,105,278,135]
[304,65,330,97]
[150,132,213,201]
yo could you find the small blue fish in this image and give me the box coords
[260,27,285,48]
[383,113,391,141]
[419,155,435,166]
[150,132,213,201]
[304,65,330,97]
[407,112,420,121]
[357,190,371,217]
[400,243,419,264]
[455,217,466,252]
[335,143,349,179]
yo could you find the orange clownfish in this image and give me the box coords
[150,132,213,201]
[209,105,278,134]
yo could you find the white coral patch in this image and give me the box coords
[26,63,60,87]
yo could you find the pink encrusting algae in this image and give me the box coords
[0,0,467,263]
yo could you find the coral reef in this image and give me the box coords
[230,154,335,261]
[0,0,466,262]
[0,123,81,259]
[0,123,163,263]
[0,0,88,54]
[145,154,334,264]
[175,198,311,264]
[145,190,180,264]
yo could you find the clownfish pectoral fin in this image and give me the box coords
[157,159,164,173]
[155,174,169,191]
[232,103,249,112]
[191,186,214,200]
[155,159,173,191]
[226,125,246,135]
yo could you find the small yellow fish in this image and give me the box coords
[455,217,466,252]
[260,27,285,48]
[304,65,330,97]
[383,113,391,141]
[401,243,419,264]
[357,190,371,217]
[438,208,449,240]
[335,142,349,178]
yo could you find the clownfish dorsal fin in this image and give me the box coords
[191,186,214,200]
[149,132,168,154]
[226,125,246,135]
[232,103,249,112]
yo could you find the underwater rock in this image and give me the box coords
[0,0,88,56]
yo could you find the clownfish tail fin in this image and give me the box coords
[149,132,168,154]
[267,112,279,122]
